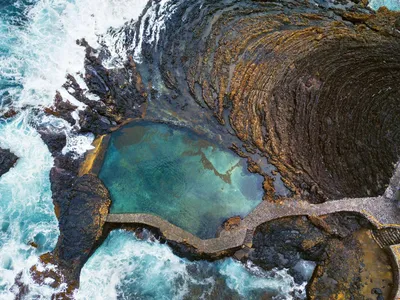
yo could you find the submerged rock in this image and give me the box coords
[222,216,242,231]
[0,147,18,177]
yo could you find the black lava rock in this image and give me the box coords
[53,174,111,283]
[0,147,18,177]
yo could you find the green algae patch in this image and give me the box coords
[99,122,263,239]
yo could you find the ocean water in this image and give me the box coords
[75,230,309,300]
[99,122,263,238]
[0,0,149,298]
[0,0,398,299]
[369,0,400,10]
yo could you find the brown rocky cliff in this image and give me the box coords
[135,0,400,202]
[0,147,18,177]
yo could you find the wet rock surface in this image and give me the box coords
[31,174,111,296]
[30,36,148,291]
[130,0,400,202]
[250,216,329,281]
[0,147,18,177]
[74,39,147,135]
[250,214,393,298]
[52,174,111,282]
[28,0,400,296]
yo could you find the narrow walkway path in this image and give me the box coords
[107,196,400,255]
[106,158,400,298]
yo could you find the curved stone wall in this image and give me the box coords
[133,0,400,201]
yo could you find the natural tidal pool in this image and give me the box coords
[99,122,264,239]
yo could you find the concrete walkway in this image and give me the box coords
[105,157,400,300]
[107,196,400,255]
[106,164,400,297]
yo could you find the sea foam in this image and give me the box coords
[76,230,308,300]
[369,0,400,10]
[0,0,148,297]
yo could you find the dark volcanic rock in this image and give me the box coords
[54,174,111,281]
[32,174,111,293]
[250,214,372,281]
[44,92,78,125]
[76,39,147,135]
[1,108,17,119]
[250,213,390,298]
[50,154,83,218]
[250,216,329,283]
[37,126,67,154]
[0,147,18,177]
[36,125,79,220]
[29,35,147,296]
[26,0,400,297]
[31,36,147,294]
[130,0,400,202]
[42,39,147,136]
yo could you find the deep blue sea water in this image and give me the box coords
[0,0,398,299]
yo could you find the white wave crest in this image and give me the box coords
[0,112,59,298]
[76,230,307,300]
[369,0,400,11]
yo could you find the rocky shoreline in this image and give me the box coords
[0,147,18,177]
[11,0,400,298]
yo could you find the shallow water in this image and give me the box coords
[0,0,397,298]
[99,122,264,238]
[0,0,148,297]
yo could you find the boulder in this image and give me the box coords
[223,216,241,231]
[0,147,18,177]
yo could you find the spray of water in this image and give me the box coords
[75,230,308,300]
[0,0,149,297]
[369,0,400,11]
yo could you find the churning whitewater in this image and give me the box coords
[0,0,307,299]
[0,0,147,298]
[0,0,397,299]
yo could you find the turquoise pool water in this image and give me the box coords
[1,0,395,298]
[99,122,264,239]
